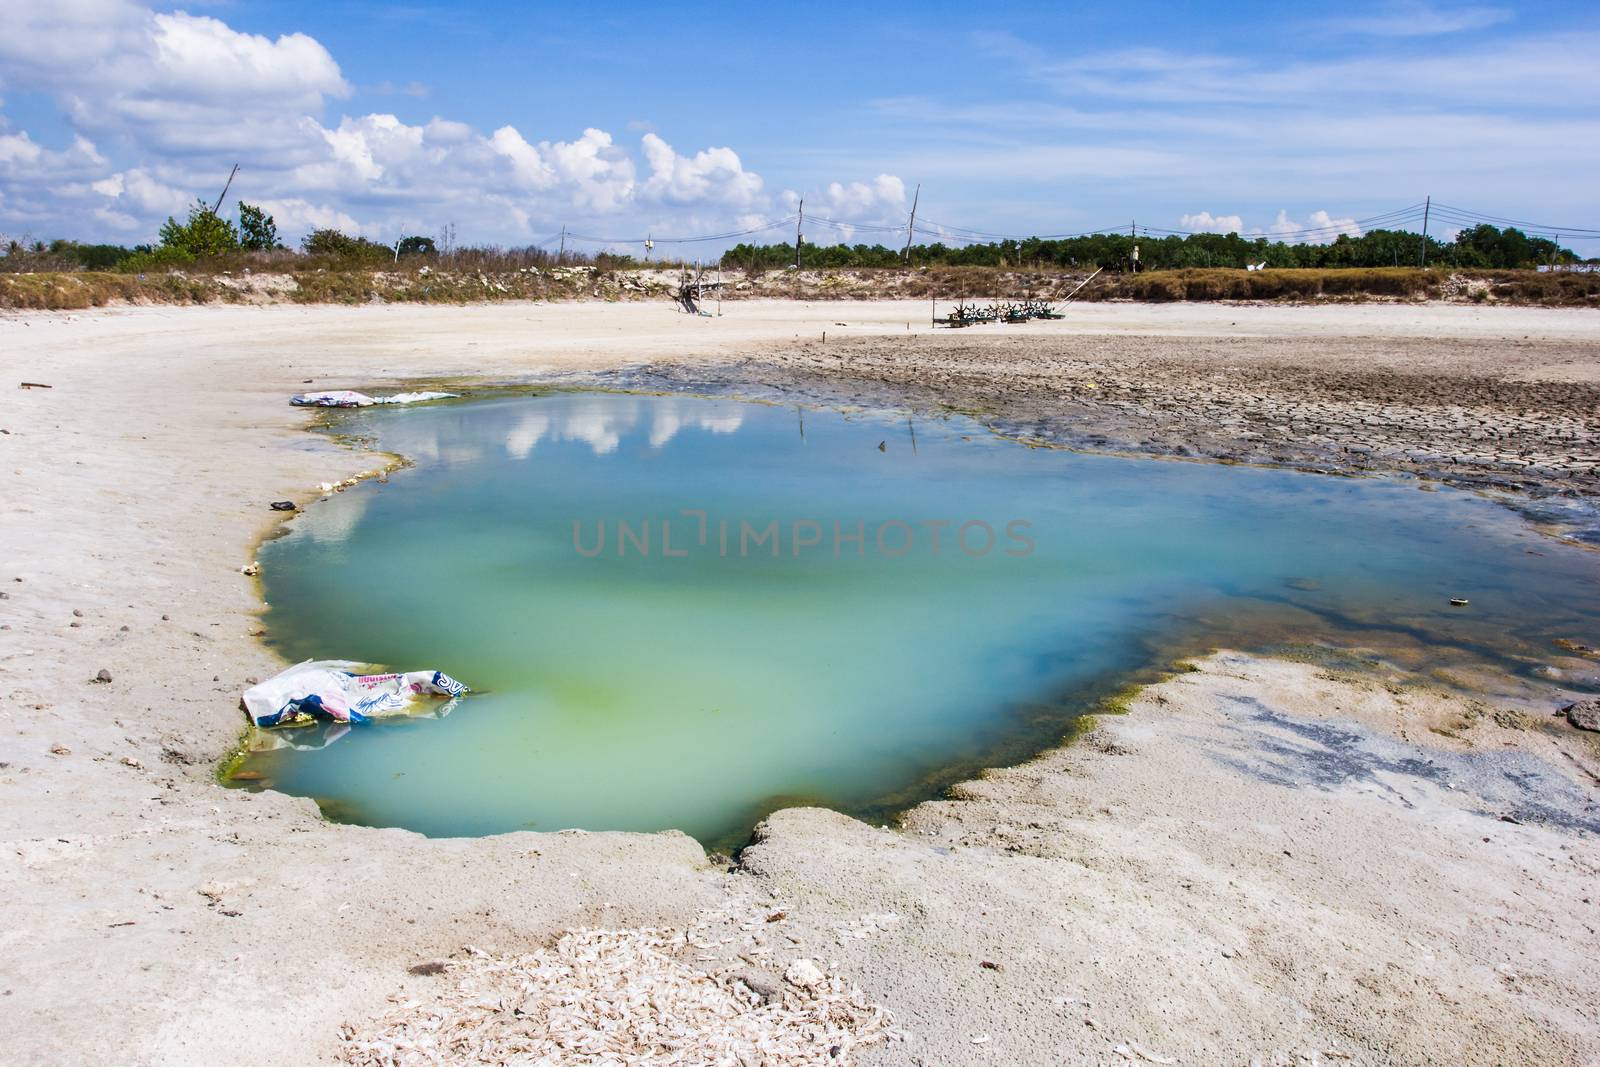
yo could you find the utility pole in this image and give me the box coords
[211,164,239,215]
[1419,196,1431,268]
[558,225,566,265]
[794,199,804,270]
[902,183,920,263]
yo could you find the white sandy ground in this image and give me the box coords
[2,300,1599,1065]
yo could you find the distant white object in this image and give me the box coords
[1246,261,1268,271]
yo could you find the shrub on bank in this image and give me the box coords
[1089,267,1445,303]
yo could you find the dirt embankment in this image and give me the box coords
[5,265,1598,311]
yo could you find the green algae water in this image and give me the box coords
[235,392,1600,846]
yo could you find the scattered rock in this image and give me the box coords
[72,609,84,617]
[785,957,826,989]
[1564,698,1600,732]
[240,562,260,577]
[93,668,113,683]
[49,744,70,756]
[270,501,297,512]
[120,756,142,769]
[979,960,1001,971]
[407,961,449,977]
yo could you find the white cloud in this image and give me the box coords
[0,130,43,168]
[0,0,892,246]
[252,197,362,236]
[641,134,763,208]
[1320,3,1511,37]
[1180,211,1244,233]
[1,1,348,155]
[1179,210,1360,243]
[93,206,139,230]
[780,175,907,244]
[1257,209,1362,243]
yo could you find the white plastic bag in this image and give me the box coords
[242,659,469,728]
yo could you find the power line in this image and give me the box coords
[1429,202,1600,237]
[563,215,798,246]
[527,199,1599,255]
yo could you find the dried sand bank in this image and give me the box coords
[2,300,1598,1065]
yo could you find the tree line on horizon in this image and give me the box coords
[2,199,1589,275]
[722,225,1585,273]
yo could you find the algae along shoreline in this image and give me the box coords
[226,388,1599,854]
[4,301,1600,1067]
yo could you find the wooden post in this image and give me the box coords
[902,183,920,263]
[1418,196,1431,268]
[211,164,239,215]
[794,199,804,270]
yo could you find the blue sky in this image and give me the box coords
[3,1,1598,254]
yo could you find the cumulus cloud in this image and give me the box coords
[0,115,109,228]
[1260,209,1362,242]
[792,175,906,218]
[780,175,907,244]
[1180,211,1244,233]
[1178,209,1363,244]
[641,134,763,208]
[0,0,889,247]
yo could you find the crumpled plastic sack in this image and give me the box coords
[241,659,469,728]
[291,390,457,408]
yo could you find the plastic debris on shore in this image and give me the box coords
[340,920,900,1066]
[291,390,457,408]
[241,660,469,728]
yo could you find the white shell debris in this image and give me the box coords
[341,921,898,1066]
[784,957,826,989]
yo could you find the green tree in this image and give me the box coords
[301,228,393,267]
[238,202,279,251]
[397,235,437,257]
[158,199,239,257]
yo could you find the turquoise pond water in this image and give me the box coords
[234,391,1600,847]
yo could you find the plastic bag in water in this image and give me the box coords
[241,659,469,728]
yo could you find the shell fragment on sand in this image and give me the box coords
[340,925,898,1066]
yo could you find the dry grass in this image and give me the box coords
[5,265,1596,311]
[0,271,230,309]
[1086,267,1600,305]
